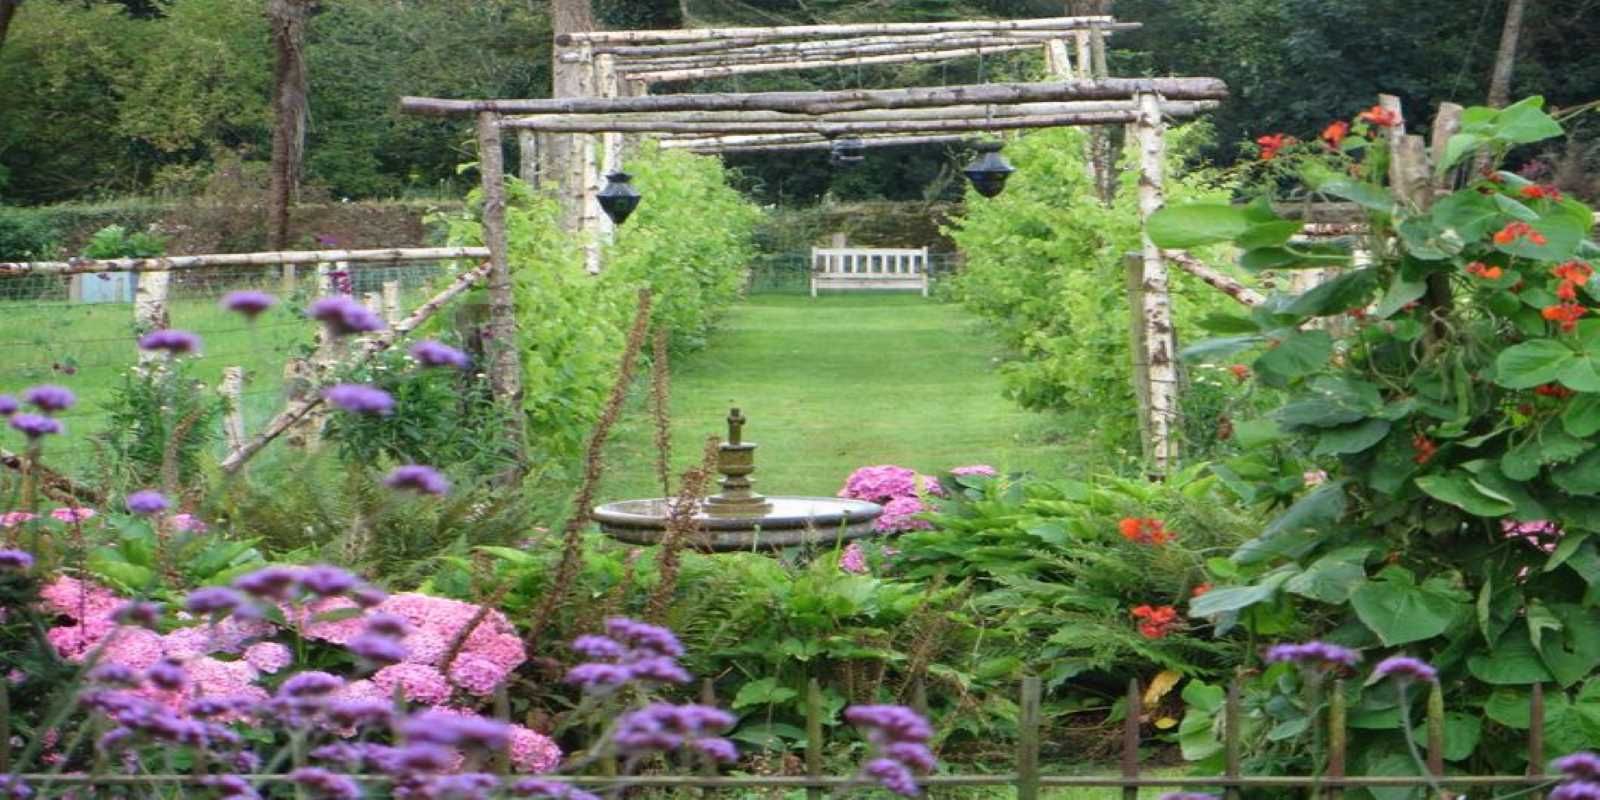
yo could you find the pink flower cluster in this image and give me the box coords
[949,464,998,478]
[838,465,942,534]
[839,542,869,575]
[299,592,526,698]
[1502,518,1564,553]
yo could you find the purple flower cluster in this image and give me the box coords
[613,703,737,763]
[0,395,17,416]
[324,384,395,415]
[9,413,62,440]
[1263,641,1360,669]
[1553,752,1600,800]
[349,610,409,667]
[564,617,689,690]
[838,465,945,505]
[512,779,600,800]
[137,329,203,356]
[1372,656,1437,683]
[844,705,937,797]
[221,291,277,319]
[384,465,450,496]
[309,297,385,336]
[289,767,362,800]
[0,549,34,570]
[409,340,471,369]
[126,490,171,515]
[22,384,75,413]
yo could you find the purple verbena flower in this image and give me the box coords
[233,565,302,599]
[564,663,633,689]
[1372,655,1438,683]
[402,710,510,751]
[363,612,408,638]
[0,776,31,800]
[613,703,734,756]
[383,465,450,496]
[309,297,385,336]
[326,699,393,730]
[605,617,683,657]
[427,774,499,800]
[0,396,17,416]
[146,658,187,692]
[289,768,361,800]
[299,565,359,596]
[628,655,691,684]
[844,705,933,744]
[22,385,74,413]
[571,635,624,660]
[350,585,389,608]
[137,329,202,356]
[348,634,407,666]
[692,736,739,763]
[221,291,277,319]
[0,549,34,570]
[1558,753,1600,781]
[9,414,62,439]
[186,586,246,615]
[1553,783,1600,800]
[201,774,259,799]
[392,742,455,773]
[409,340,471,369]
[883,742,937,772]
[511,779,601,800]
[1264,641,1361,669]
[280,671,344,698]
[323,384,394,416]
[113,600,163,628]
[125,490,170,515]
[863,758,920,797]
[88,664,140,687]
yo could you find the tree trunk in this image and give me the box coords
[1486,0,1527,108]
[547,0,597,256]
[0,0,21,54]
[267,0,311,252]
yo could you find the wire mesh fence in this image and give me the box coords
[0,262,450,477]
[746,251,962,294]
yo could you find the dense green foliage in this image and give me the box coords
[946,126,1260,461]
[1152,99,1600,782]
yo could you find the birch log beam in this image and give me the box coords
[626,44,1042,83]
[501,111,1150,135]
[551,100,1216,127]
[674,135,974,153]
[0,248,490,276]
[593,25,1140,59]
[1134,92,1180,476]
[218,262,492,474]
[612,32,1121,67]
[475,112,529,472]
[1164,251,1264,307]
[400,78,1230,117]
[558,16,1123,45]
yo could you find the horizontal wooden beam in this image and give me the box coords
[558,15,1122,46]
[600,27,1135,61]
[400,79,1229,118]
[630,100,1217,129]
[614,37,1048,69]
[503,110,1154,135]
[672,134,974,153]
[626,43,1042,83]
[0,247,491,276]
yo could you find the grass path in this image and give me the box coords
[601,293,1087,502]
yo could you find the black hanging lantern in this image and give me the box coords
[962,140,1015,198]
[597,171,642,225]
[829,137,865,168]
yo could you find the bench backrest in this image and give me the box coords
[812,247,929,277]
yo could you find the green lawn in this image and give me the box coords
[601,292,1091,502]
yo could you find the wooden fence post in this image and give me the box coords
[1017,676,1042,800]
[220,367,247,453]
[1121,677,1141,800]
[1529,683,1546,800]
[382,280,402,328]
[492,683,511,775]
[134,269,170,365]
[475,111,529,478]
[1326,678,1346,800]
[1087,20,1115,204]
[1124,253,1153,462]
[1425,681,1446,785]
[805,677,824,800]
[1223,678,1242,800]
[1133,92,1180,477]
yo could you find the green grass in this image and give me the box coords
[601,292,1093,502]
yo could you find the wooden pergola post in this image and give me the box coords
[475,111,528,476]
[1133,92,1179,475]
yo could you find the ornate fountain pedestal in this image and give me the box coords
[593,409,882,552]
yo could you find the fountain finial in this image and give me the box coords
[727,407,745,446]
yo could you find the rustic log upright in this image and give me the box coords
[475,112,529,476]
[1134,91,1179,475]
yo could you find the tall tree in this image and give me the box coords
[1487,0,1527,107]
[266,0,312,250]
[0,0,21,53]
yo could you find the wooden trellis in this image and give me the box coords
[402,13,1227,477]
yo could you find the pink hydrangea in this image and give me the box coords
[447,655,508,696]
[949,465,998,477]
[0,511,38,528]
[333,678,391,704]
[509,724,562,772]
[98,627,167,671]
[372,663,452,704]
[840,542,869,575]
[296,596,366,644]
[400,630,449,665]
[377,593,525,673]
[244,642,294,674]
[183,657,267,705]
[875,496,933,534]
[50,507,96,524]
[838,465,944,504]
[40,576,122,621]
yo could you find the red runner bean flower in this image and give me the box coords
[1543,303,1588,332]
[1256,133,1293,161]
[1118,517,1173,546]
[1358,105,1400,127]
[1321,120,1350,148]
[1411,434,1437,465]
[1131,605,1179,639]
[1494,221,1548,246]
[1466,262,1503,280]
[1521,185,1564,202]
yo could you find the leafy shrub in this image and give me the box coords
[81,223,167,259]
[944,125,1260,460]
[1154,98,1600,778]
[0,206,61,261]
[95,360,225,493]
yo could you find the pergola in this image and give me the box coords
[399,13,1229,475]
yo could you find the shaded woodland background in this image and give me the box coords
[1,0,1597,209]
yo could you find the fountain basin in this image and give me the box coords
[593,495,882,552]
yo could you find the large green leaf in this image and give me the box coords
[1284,269,1380,317]
[1180,334,1267,362]
[1563,393,1600,437]
[1495,340,1575,389]
[1539,603,1600,687]
[1493,96,1565,144]
[1553,450,1600,495]
[1313,418,1391,456]
[1350,568,1467,646]
[1234,482,1347,565]
[1429,190,1503,242]
[1284,546,1371,603]
[1254,329,1332,381]
[1189,571,1292,617]
[1414,472,1516,517]
[1147,202,1255,248]
[1316,179,1395,215]
[1373,274,1428,320]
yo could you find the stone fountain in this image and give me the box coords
[592,408,882,552]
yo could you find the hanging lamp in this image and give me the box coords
[962,140,1015,198]
[597,171,642,225]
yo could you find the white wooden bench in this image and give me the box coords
[810,247,930,297]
